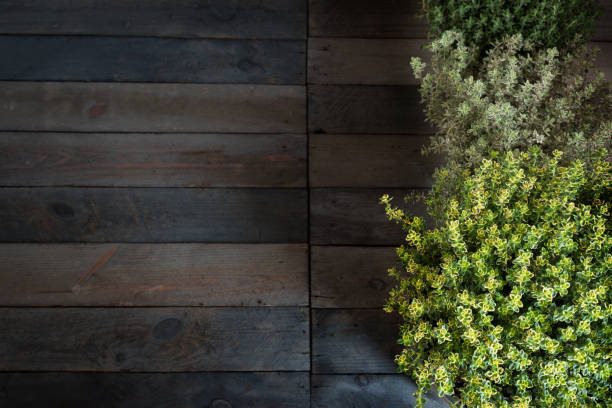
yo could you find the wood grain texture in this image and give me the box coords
[309,0,426,38]
[0,243,308,306]
[593,1,612,41]
[310,134,440,188]
[0,0,307,39]
[311,246,397,308]
[0,188,307,243]
[312,375,448,408]
[0,372,310,408]
[0,132,306,187]
[310,189,428,245]
[312,309,400,373]
[0,36,305,84]
[0,307,309,371]
[0,82,305,133]
[308,85,430,134]
[308,38,427,85]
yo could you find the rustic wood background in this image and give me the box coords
[0,1,610,406]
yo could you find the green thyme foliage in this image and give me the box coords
[382,149,611,408]
[411,31,611,216]
[422,0,602,59]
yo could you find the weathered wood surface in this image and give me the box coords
[312,309,400,373]
[593,41,612,80]
[0,132,306,187]
[0,188,307,243]
[0,243,308,306]
[310,134,440,188]
[311,246,397,308]
[0,307,309,371]
[308,38,427,85]
[310,189,428,245]
[312,375,448,408]
[309,0,426,38]
[310,0,612,41]
[0,372,310,408]
[0,36,305,84]
[0,82,305,133]
[309,85,430,134]
[309,39,612,86]
[0,0,307,39]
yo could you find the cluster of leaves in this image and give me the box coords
[410,31,611,217]
[422,0,602,60]
[382,149,611,407]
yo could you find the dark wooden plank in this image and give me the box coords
[310,0,612,41]
[0,133,306,187]
[593,1,612,41]
[0,243,308,306]
[0,82,305,133]
[0,307,309,371]
[0,188,307,243]
[312,309,400,373]
[312,246,397,308]
[309,38,427,85]
[0,36,305,84]
[0,372,309,408]
[309,0,426,38]
[0,0,307,39]
[310,188,427,245]
[312,375,448,408]
[308,85,430,134]
[310,134,440,188]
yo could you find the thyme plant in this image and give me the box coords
[382,149,611,408]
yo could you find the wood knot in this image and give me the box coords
[368,278,385,291]
[50,202,74,218]
[88,104,107,119]
[355,374,369,387]
[210,399,232,408]
[153,317,183,340]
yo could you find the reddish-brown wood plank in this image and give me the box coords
[0,243,308,306]
[0,82,305,133]
[310,134,440,188]
[311,246,397,308]
[0,133,306,187]
[0,307,309,371]
[0,188,307,243]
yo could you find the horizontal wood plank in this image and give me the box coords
[0,36,305,84]
[0,188,307,243]
[0,372,309,408]
[311,246,397,308]
[312,309,400,373]
[0,82,305,133]
[0,243,308,306]
[308,38,427,85]
[0,307,309,371]
[310,134,440,188]
[310,0,612,40]
[310,189,428,245]
[0,132,306,187]
[312,375,448,408]
[308,85,430,134]
[309,40,612,86]
[0,0,307,39]
[309,0,426,38]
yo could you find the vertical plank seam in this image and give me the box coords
[305,0,313,406]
